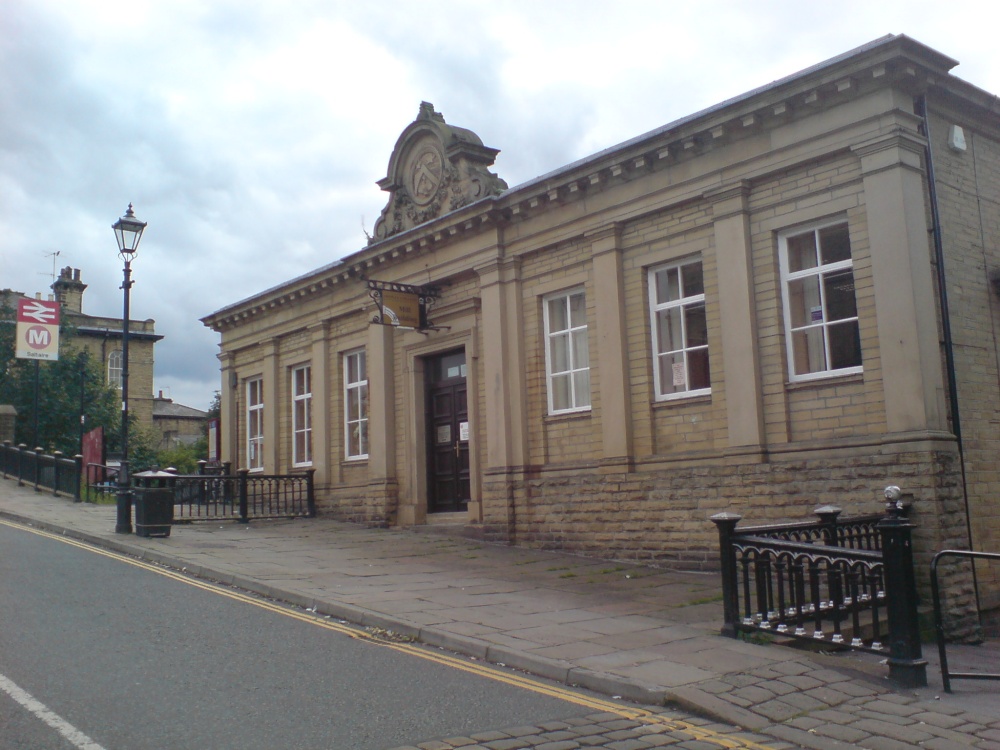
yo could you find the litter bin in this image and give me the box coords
[134,488,173,537]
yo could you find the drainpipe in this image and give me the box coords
[914,94,979,606]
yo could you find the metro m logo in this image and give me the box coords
[27,327,51,348]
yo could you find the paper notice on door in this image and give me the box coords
[437,425,451,444]
[459,421,469,441]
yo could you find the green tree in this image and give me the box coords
[156,437,208,474]
[127,423,159,473]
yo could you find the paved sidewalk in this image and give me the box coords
[2,479,999,749]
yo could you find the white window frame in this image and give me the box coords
[543,288,591,415]
[778,218,862,382]
[648,257,711,400]
[291,364,312,467]
[107,349,123,390]
[246,377,264,472]
[344,349,368,460]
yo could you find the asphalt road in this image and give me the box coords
[0,522,603,750]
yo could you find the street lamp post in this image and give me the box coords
[112,204,146,534]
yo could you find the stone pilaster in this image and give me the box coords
[475,257,527,470]
[708,181,765,452]
[367,322,395,480]
[262,338,279,473]
[853,132,947,434]
[589,224,632,466]
[218,352,236,466]
[308,321,331,488]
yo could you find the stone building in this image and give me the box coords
[152,392,208,451]
[202,36,1000,598]
[50,267,161,431]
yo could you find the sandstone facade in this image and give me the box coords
[202,36,1000,611]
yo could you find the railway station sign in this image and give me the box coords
[15,298,60,361]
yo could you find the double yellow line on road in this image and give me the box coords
[2,518,776,750]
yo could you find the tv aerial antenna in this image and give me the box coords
[38,251,61,283]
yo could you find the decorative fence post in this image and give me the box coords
[196,460,208,505]
[33,446,43,492]
[305,468,316,518]
[711,512,743,638]
[17,444,28,486]
[52,451,63,497]
[238,468,249,524]
[74,454,83,502]
[814,505,842,546]
[879,485,927,688]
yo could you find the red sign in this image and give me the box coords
[16,298,60,360]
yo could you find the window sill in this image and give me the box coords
[785,371,864,391]
[543,409,592,425]
[652,392,712,410]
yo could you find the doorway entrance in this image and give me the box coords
[425,349,469,514]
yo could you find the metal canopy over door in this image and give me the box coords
[426,349,469,513]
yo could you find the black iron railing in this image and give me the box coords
[0,441,81,500]
[712,487,927,687]
[134,466,315,523]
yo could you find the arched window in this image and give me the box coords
[107,350,123,389]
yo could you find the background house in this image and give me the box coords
[203,36,998,624]
[152,391,208,451]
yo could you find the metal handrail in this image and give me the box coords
[931,549,1000,692]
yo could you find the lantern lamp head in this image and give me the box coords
[112,203,146,257]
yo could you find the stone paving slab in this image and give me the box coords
[2,480,1000,749]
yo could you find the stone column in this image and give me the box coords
[476,257,527,470]
[590,225,632,466]
[262,338,279,473]
[217,352,236,468]
[367,321,395,480]
[853,132,946,433]
[708,182,765,452]
[308,321,330,488]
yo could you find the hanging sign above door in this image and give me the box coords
[368,280,440,331]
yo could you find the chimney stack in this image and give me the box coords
[51,266,87,313]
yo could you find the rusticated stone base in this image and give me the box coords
[479,441,977,635]
[316,478,398,528]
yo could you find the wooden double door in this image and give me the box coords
[426,350,469,514]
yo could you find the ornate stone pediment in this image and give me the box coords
[370,102,507,244]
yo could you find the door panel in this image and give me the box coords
[426,351,469,514]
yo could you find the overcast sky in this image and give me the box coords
[2,1,998,411]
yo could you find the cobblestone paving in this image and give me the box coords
[676,658,1000,749]
[384,710,785,750]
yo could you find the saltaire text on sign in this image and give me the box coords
[368,280,439,331]
[16,298,60,361]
